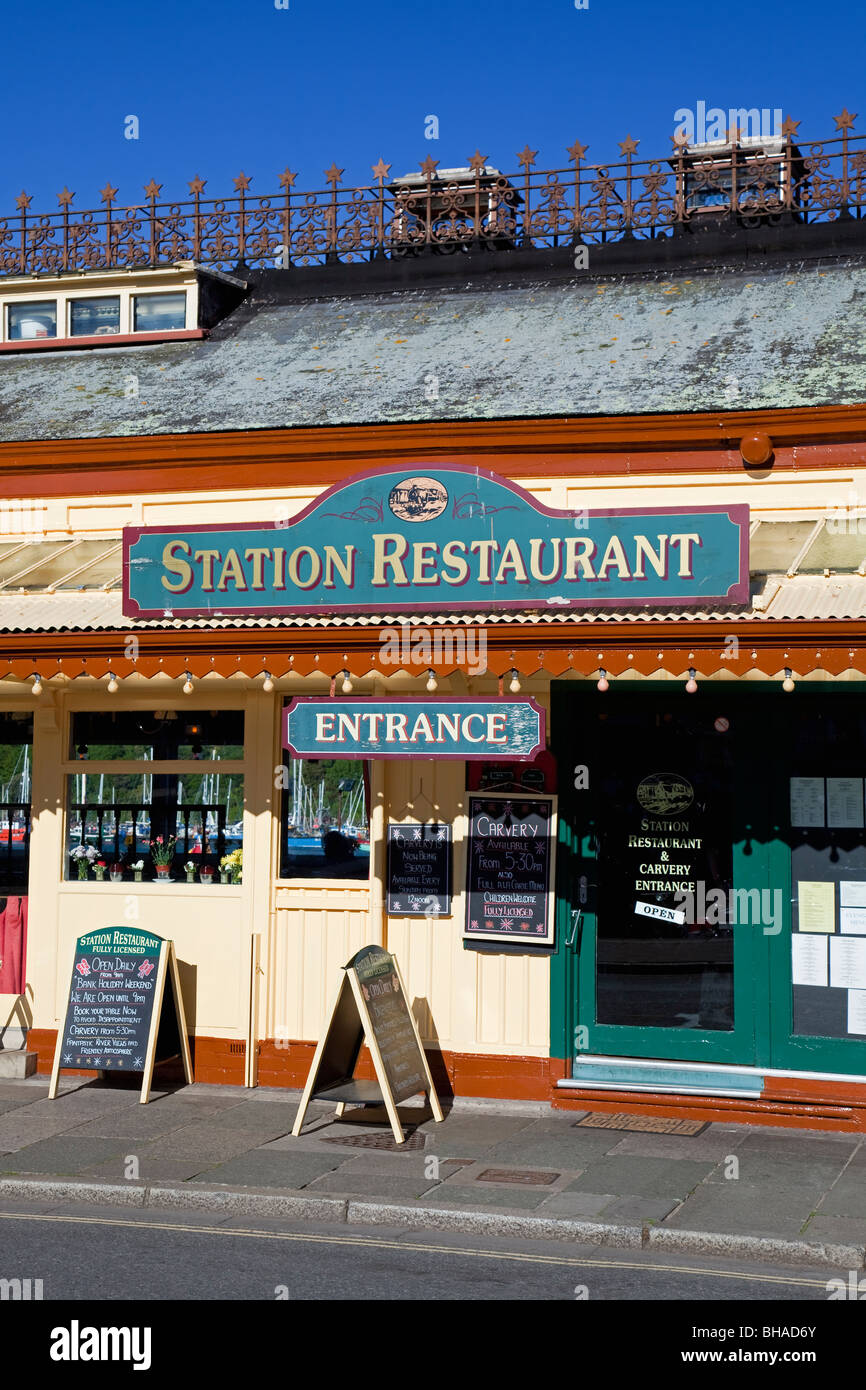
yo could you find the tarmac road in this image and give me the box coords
[0,1200,846,1302]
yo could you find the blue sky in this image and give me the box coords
[1,0,863,214]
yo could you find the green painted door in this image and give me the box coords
[554,684,760,1068]
[552,684,866,1079]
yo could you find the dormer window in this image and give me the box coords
[70,296,120,336]
[132,291,187,333]
[0,263,246,353]
[8,301,57,340]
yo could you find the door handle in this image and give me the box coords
[565,908,582,949]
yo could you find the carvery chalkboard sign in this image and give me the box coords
[48,927,192,1103]
[292,944,444,1145]
[465,793,557,945]
[387,823,452,916]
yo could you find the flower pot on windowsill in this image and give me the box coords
[200,869,214,885]
[155,866,171,881]
[93,865,106,882]
[185,870,195,884]
[231,871,242,886]
[109,865,124,883]
[220,870,230,884]
[134,870,143,883]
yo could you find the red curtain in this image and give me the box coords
[0,897,27,995]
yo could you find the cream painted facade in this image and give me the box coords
[2,461,860,1080]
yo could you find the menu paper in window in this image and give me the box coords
[797,880,836,933]
[841,907,866,935]
[841,881,866,908]
[789,777,824,827]
[830,936,866,990]
[848,990,866,1035]
[792,933,829,988]
[827,777,865,829]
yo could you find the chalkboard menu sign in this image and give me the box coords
[465,793,557,945]
[353,946,429,1102]
[386,823,451,916]
[291,944,444,1145]
[49,926,192,1103]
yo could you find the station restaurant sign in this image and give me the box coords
[123,463,749,618]
[283,696,545,761]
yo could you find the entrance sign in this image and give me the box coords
[465,793,557,945]
[291,945,444,1145]
[387,823,452,916]
[283,696,545,761]
[48,927,192,1104]
[123,463,749,618]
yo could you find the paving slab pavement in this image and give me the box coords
[0,1076,861,1265]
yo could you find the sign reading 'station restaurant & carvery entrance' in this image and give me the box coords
[123,464,749,618]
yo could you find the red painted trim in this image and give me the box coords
[0,329,204,353]
[1,408,866,500]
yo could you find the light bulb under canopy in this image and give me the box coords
[685,668,698,694]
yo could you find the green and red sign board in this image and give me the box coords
[283,697,545,761]
[123,463,749,618]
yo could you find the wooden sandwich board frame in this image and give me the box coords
[292,947,444,1145]
[49,934,192,1104]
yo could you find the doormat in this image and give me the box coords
[575,1112,708,1136]
[475,1168,561,1186]
[321,1131,427,1152]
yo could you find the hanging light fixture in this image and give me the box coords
[341,670,353,694]
[182,671,194,694]
[685,668,698,694]
[426,669,438,692]
[509,669,521,693]
[107,672,119,693]
[32,673,43,696]
[596,668,609,692]
[782,667,796,693]
[262,670,275,693]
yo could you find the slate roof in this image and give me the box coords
[0,256,864,442]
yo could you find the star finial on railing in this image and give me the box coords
[781,115,800,138]
[324,164,344,186]
[278,168,297,190]
[618,135,639,156]
[566,140,588,162]
[670,131,689,151]
[16,191,32,211]
[467,149,488,172]
[188,175,207,195]
[143,180,162,200]
[233,171,252,192]
[56,187,74,208]
[834,108,857,131]
[371,158,391,182]
[725,124,742,144]
[516,145,538,170]
[99,183,118,205]
[419,156,439,177]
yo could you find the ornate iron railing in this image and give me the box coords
[2,113,863,278]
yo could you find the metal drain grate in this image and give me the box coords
[575,1112,707,1136]
[476,1167,560,1186]
[321,1131,427,1152]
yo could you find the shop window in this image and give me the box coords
[132,291,186,333]
[70,296,120,337]
[69,709,243,761]
[0,712,33,892]
[7,301,57,340]
[65,710,244,884]
[279,756,369,880]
